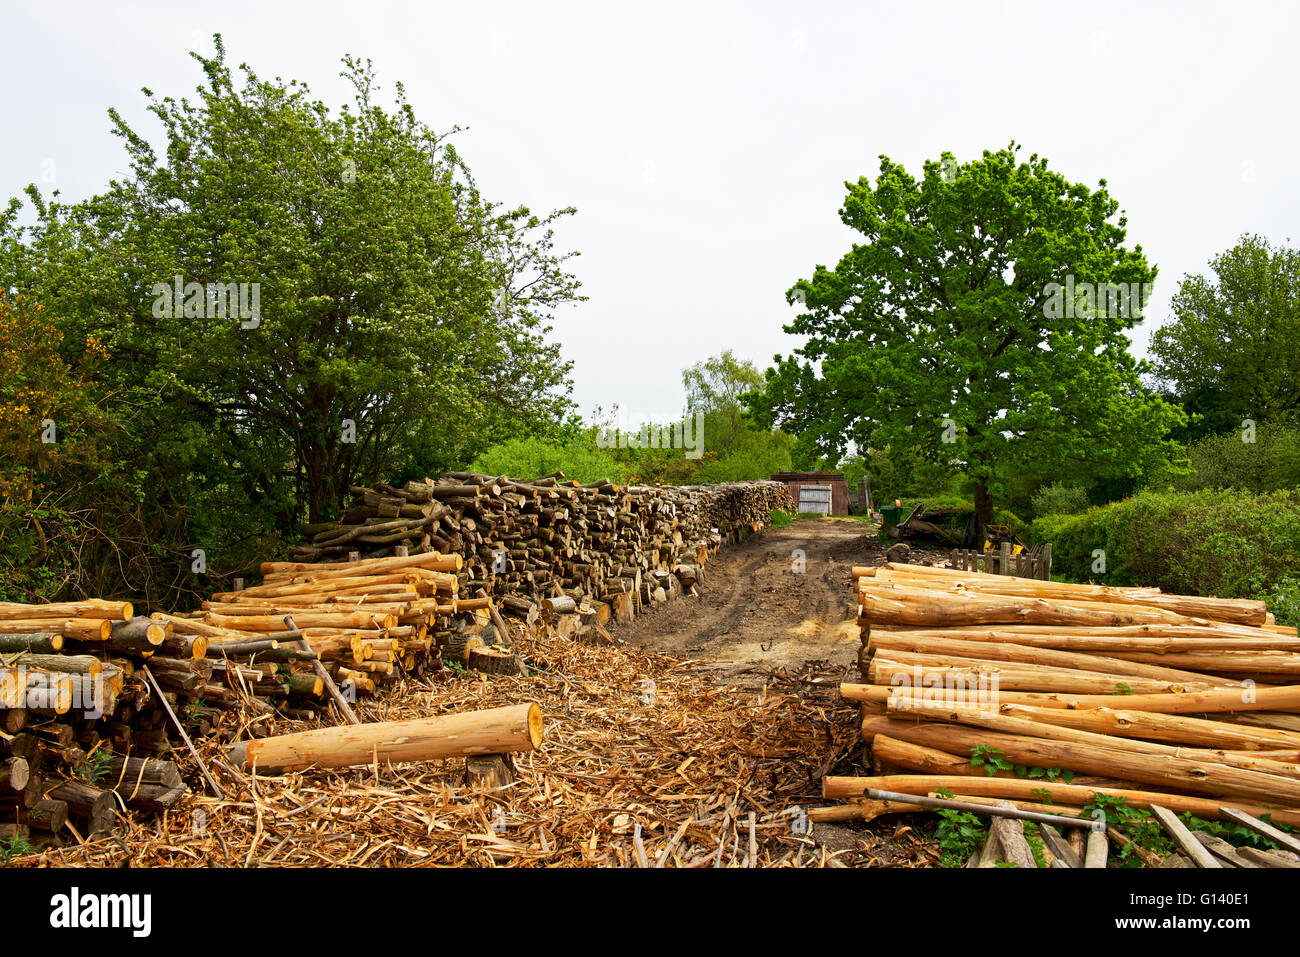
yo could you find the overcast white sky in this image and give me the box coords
[3,1,1296,422]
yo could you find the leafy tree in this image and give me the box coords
[680,349,799,478]
[7,38,580,527]
[0,38,582,604]
[683,350,764,458]
[848,445,961,500]
[750,144,1184,533]
[1152,234,1300,427]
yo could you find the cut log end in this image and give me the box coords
[527,702,543,750]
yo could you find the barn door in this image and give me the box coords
[798,484,832,515]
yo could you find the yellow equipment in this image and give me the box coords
[982,524,1025,555]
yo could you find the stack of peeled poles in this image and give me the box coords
[285,473,795,628]
[1,599,193,850]
[1,554,551,852]
[818,562,1300,867]
[156,549,499,705]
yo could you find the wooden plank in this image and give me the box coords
[1039,824,1081,868]
[1193,831,1256,868]
[1238,846,1300,869]
[1084,828,1109,868]
[1149,804,1221,868]
[1219,806,1300,856]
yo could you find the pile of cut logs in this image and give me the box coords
[287,474,794,624]
[0,477,795,852]
[820,562,1300,867]
[166,548,530,699]
[1,600,190,849]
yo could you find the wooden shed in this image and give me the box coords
[771,471,851,516]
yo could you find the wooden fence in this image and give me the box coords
[949,542,1053,580]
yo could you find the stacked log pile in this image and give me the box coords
[821,562,1300,865]
[141,546,473,702]
[286,474,794,625]
[1,601,191,849]
[0,478,794,853]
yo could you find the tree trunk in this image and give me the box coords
[973,478,993,543]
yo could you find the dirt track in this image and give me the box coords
[619,517,883,682]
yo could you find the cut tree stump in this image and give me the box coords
[467,645,524,676]
[465,753,515,790]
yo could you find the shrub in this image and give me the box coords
[1174,423,1300,493]
[470,435,629,484]
[1030,489,1300,599]
[1269,578,1300,628]
[1029,482,1090,518]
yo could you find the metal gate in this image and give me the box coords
[798,484,832,515]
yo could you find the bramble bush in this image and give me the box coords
[0,293,111,600]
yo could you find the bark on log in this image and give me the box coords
[822,773,1300,827]
[229,703,544,773]
[870,726,1300,806]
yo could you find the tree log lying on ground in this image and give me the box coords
[229,703,544,773]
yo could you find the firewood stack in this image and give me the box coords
[680,481,800,542]
[820,562,1300,861]
[286,474,794,625]
[1,601,191,849]
[154,550,470,702]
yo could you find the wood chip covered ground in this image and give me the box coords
[13,621,869,867]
